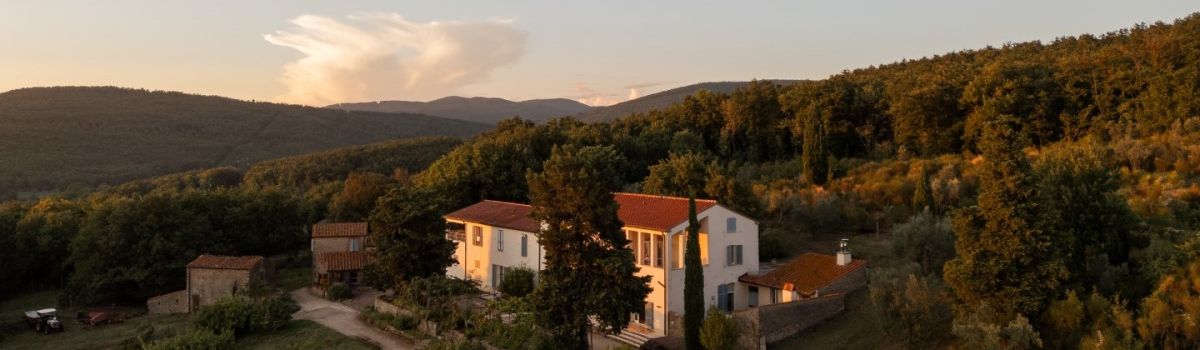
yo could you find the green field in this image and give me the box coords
[0,288,372,350]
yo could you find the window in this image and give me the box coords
[350,238,361,252]
[717,284,735,312]
[349,271,359,285]
[771,288,779,304]
[700,233,709,265]
[521,234,528,257]
[472,226,483,246]
[654,234,665,268]
[726,217,737,233]
[641,232,652,265]
[672,233,684,269]
[497,229,504,252]
[748,286,759,307]
[726,245,743,266]
[491,264,507,289]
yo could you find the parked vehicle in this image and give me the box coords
[76,310,123,326]
[23,308,64,334]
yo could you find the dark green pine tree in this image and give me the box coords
[683,197,705,350]
[943,115,1068,317]
[528,145,651,349]
[365,185,456,291]
[802,110,829,186]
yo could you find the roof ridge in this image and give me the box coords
[614,192,718,202]
[480,199,532,207]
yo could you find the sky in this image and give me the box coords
[0,1,1195,107]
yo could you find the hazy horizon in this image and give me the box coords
[1,1,1195,107]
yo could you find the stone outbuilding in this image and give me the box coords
[147,254,266,314]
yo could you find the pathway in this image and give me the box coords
[291,288,412,350]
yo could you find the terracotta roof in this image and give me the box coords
[187,255,263,270]
[445,193,722,233]
[739,253,867,293]
[445,200,539,232]
[316,251,373,272]
[614,193,717,231]
[312,222,368,238]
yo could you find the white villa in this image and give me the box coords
[444,193,764,339]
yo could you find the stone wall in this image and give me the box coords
[732,294,845,349]
[188,267,259,310]
[312,237,353,254]
[817,266,867,296]
[147,290,189,314]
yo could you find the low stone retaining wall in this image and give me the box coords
[732,294,846,349]
[147,290,189,314]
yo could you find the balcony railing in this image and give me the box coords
[446,229,466,242]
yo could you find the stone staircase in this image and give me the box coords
[606,329,653,348]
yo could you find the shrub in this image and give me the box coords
[497,267,535,298]
[142,328,234,350]
[699,306,738,350]
[193,295,298,336]
[326,282,351,301]
[425,338,486,350]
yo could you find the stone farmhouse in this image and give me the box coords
[147,254,266,314]
[311,222,372,288]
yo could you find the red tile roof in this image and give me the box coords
[187,254,263,270]
[739,253,867,294]
[614,193,717,232]
[316,251,373,272]
[445,193,721,233]
[313,222,368,238]
[445,200,539,232]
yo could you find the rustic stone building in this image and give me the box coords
[186,255,266,312]
[311,222,371,288]
[147,254,266,314]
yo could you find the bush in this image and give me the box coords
[497,267,535,298]
[326,282,351,301]
[699,306,738,350]
[142,328,234,350]
[425,338,486,350]
[193,295,298,336]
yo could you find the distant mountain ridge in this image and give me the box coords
[0,86,491,198]
[329,96,593,124]
[578,80,807,123]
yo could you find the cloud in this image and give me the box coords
[575,82,664,106]
[264,13,526,106]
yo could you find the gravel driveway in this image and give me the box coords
[291,288,412,350]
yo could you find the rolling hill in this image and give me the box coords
[578,80,805,123]
[0,86,491,198]
[328,96,592,124]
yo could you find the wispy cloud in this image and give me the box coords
[574,82,664,106]
[264,13,526,106]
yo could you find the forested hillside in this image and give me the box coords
[407,13,1200,348]
[0,87,490,198]
[577,80,804,122]
[330,96,592,124]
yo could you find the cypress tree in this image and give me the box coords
[684,197,705,350]
[802,110,829,186]
[943,115,1068,317]
[912,161,935,215]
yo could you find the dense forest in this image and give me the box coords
[2,12,1200,349]
[0,136,459,304]
[0,87,490,199]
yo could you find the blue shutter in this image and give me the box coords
[521,235,528,257]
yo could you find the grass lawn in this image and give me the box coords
[1,288,372,350]
[234,320,377,350]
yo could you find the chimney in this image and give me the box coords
[836,238,852,266]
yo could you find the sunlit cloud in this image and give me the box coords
[574,82,663,106]
[264,13,526,106]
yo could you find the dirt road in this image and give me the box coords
[290,288,411,350]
